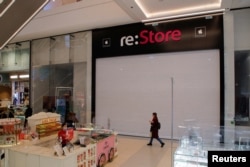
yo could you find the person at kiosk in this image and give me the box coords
[58,123,74,147]
[58,123,70,147]
[24,105,33,128]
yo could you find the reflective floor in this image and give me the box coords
[106,135,178,167]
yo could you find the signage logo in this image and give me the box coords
[120,29,182,47]
[102,38,111,47]
[195,27,206,38]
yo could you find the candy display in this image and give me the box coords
[1,112,118,167]
[36,121,62,138]
[0,118,22,146]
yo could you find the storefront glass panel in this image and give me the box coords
[234,9,250,128]
[0,41,30,116]
[31,31,92,125]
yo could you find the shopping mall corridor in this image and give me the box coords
[106,135,178,167]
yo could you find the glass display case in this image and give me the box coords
[174,128,207,167]
[174,147,207,167]
[174,124,250,167]
[75,124,118,167]
[0,118,22,147]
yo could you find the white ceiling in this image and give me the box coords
[9,0,250,43]
[115,0,250,21]
[115,0,224,20]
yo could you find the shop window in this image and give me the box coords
[0,41,30,108]
[235,50,250,126]
[31,31,91,125]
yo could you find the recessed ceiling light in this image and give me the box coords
[10,75,18,79]
[135,0,222,19]
[142,9,225,23]
[19,74,29,79]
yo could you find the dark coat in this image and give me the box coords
[150,116,159,138]
[24,106,33,128]
[25,107,33,118]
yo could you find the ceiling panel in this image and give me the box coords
[11,0,136,43]
[115,0,250,22]
[135,0,222,18]
[115,0,227,21]
[0,0,49,49]
[0,0,15,17]
[7,0,250,44]
[231,0,250,8]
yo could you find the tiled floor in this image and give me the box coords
[106,135,179,167]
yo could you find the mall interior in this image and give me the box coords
[0,0,250,167]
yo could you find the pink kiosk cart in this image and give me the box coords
[75,128,118,167]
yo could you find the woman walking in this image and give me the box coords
[147,112,165,147]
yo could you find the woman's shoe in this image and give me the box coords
[147,143,152,146]
[161,143,165,147]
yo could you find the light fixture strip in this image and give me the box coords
[10,74,29,79]
[10,75,18,79]
[0,0,15,17]
[19,74,29,79]
[142,9,225,23]
[135,0,222,19]
[144,12,224,25]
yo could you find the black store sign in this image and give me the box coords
[92,15,223,58]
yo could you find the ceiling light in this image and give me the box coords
[19,74,29,79]
[0,0,50,50]
[0,0,15,17]
[10,75,18,79]
[144,12,223,25]
[135,0,222,19]
[142,9,225,23]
